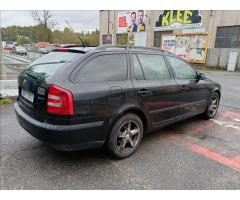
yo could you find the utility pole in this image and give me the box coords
[0,22,6,80]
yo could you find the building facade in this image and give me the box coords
[100,10,240,66]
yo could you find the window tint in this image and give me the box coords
[137,54,170,80]
[133,55,144,80]
[78,54,127,82]
[167,56,197,80]
[25,52,83,80]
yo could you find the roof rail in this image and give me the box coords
[95,45,174,55]
[95,45,130,50]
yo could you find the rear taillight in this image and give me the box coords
[47,85,74,115]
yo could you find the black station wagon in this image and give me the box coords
[14,45,221,159]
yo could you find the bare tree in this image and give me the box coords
[31,10,56,42]
[31,10,52,28]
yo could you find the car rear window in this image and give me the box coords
[25,52,84,79]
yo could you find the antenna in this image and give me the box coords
[65,20,86,48]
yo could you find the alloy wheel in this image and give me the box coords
[116,120,141,154]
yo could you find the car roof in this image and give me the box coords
[53,45,174,56]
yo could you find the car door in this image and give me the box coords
[165,56,208,118]
[130,53,180,126]
[71,52,136,133]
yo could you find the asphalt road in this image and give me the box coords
[1,71,240,189]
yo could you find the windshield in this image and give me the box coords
[25,52,84,80]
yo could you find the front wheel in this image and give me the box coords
[204,92,220,119]
[107,113,144,159]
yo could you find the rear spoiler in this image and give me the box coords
[52,48,86,54]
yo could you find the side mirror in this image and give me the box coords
[199,73,206,80]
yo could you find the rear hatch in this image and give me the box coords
[18,50,85,122]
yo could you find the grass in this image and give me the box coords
[0,98,14,105]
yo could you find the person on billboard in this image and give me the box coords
[127,12,138,32]
[137,10,145,31]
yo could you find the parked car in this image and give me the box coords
[14,45,221,159]
[15,46,27,56]
[39,47,49,54]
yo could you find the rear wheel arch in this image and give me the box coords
[108,107,149,138]
[214,89,221,98]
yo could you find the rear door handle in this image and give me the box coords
[180,85,189,90]
[138,89,151,96]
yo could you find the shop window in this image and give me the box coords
[154,30,173,47]
[116,34,128,45]
[215,26,240,48]
[102,35,112,44]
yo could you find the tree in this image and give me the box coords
[16,35,31,45]
[31,10,55,42]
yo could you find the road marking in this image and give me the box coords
[187,143,240,172]
[211,119,240,132]
[168,134,240,172]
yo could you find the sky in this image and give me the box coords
[0,10,99,32]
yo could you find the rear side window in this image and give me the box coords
[136,54,170,80]
[133,55,144,80]
[25,52,84,79]
[78,54,127,82]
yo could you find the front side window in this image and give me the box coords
[78,54,127,82]
[136,54,170,80]
[167,56,198,80]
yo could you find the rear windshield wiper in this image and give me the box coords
[25,71,45,81]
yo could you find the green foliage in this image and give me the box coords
[2,25,99,46]
[16,35,32,45]
[117,35,128,45]
[0,98,14,105]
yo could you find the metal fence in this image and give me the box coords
[206,48,240,69]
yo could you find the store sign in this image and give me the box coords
[161,35,176,53]
[155,10,202,31]
[118,10,147,33]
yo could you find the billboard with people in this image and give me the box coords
[118,10,147,33]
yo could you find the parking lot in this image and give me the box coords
[0,71,240,189]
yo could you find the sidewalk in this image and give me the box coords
[3,53,30,63]
[0,80,18,97]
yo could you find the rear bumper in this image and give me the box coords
[14,102,105,151]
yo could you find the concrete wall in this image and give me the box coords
[206,48,240,69]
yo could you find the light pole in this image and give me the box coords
[0,24,6,80]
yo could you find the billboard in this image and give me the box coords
[161,33,209,63]
[118,10,147,33]
[155,10,202,31]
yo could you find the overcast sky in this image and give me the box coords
[1,10,99,32]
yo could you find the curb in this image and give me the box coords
[3,54,30,63]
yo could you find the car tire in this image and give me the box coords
[204,92,220,119]
[107,113,144,159]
